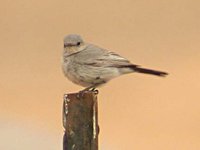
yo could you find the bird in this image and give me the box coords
[62,34,168,92]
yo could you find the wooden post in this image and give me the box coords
[63,91,99,150]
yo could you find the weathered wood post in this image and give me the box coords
[63,91,99,150]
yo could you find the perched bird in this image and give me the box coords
[62,34,168,92]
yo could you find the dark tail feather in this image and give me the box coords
[134,67,168,77]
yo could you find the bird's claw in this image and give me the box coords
[88,87,99,94]
[76,87,99,99]
[92,89,99,94]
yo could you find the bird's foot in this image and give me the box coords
[77,90,85,99]
[76,87,90,99]
[87,87,99,94]
[77,87,99,99]
[90,88,99,94]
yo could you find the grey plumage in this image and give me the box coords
[62,34,168,90]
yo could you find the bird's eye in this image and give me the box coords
[77,42,81,46]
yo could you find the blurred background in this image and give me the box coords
[0,0,200,149]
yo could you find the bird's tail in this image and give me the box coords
[134,67,168,77]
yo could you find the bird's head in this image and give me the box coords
[63,34,85,55]
[64,34,84,47]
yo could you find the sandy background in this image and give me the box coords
[0,0,200,149]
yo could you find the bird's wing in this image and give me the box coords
[78,44,137,68]
[90,51,138,68]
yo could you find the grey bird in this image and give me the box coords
[62,34,168,92]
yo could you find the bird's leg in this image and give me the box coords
[89,87,99,94]
[77,85,99,99]
[77,85,95,99]
[84,86,96,91]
